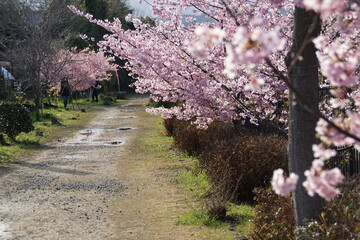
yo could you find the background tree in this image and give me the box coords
[0,0,76,120]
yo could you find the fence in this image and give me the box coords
[328,146,360,177]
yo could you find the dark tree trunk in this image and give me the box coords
[35,95,40,121]
[0,134,6,145]
[287,7,323,228]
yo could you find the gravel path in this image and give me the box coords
[0,101,142,240]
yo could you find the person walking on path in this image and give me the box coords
[60,77,70,109]
[91,81,101,102]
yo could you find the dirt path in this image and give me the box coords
[0,99,229,240]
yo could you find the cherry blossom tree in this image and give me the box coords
[58,49,115,92]
[42,48,115,100]
[69,0,359,228]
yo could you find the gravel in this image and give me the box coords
[0,103,138,240]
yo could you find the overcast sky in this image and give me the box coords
[127,0,197,18]
[128,0,154,17]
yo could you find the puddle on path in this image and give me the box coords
[75,129,102,142]
[64,128,125,146]
[65,140,124,146]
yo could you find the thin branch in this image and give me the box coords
[190,4,220,22]
[266,57,360,143]
[219,0,240,26]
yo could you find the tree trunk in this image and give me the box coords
[288,7,323,228]
[35,93,41,121]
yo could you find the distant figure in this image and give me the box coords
[60,77,70,109]
[91,81,101,102]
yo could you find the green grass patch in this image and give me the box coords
[0,145,19,163]
[0,103,104,164]
[136,111,255,237]
[74,97,128,107]
[173,150,255,237]
[177,210,227,228]
[227,203,255,236]
[176,166,211,200]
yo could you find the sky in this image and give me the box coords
[127,0,198,18]
[128,0,154,17]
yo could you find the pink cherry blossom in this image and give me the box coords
[312,144,337,161]
[303,164,344,201]
[303,0,347,19]
[45,48,115,92]
[272,169,299,196]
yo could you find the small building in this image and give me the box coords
[0,61,15,99]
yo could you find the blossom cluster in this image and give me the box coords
[273,144,343,201]
[303,158,344,201]
[43,48,115,92]
[272,169,299,196]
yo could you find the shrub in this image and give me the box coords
[163,117,176,136]
[201,133,288,202]
[102,96,116,105]
[171,120,236,156]
[169,119,288,215]
[250,187,295,240]
[171,120,201,155]
[0,102,34,140]
[250,175,360,240]
[296,175,360,240]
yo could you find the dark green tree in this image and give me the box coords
[67,0,135,93]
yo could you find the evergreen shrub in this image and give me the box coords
[0,102,34,140]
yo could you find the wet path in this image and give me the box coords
[0,100,143,240]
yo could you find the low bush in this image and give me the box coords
[171,120,236,156]
[201,133,288,202]
[163,118,176,136]
[250,187,295,240]
[297,175,360,240]
[0,102,34,140]
[101,96,116,105]
[171,120,202,155]
[168,119,288,216]
[250,175,360,240]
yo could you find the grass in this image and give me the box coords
[177,210,227,228]
[74,96,128,107]
[0,101,106,164]
[121,109,234,239]
[175,161,255,237]
[227,203,255,236]
[133,109,255,239]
